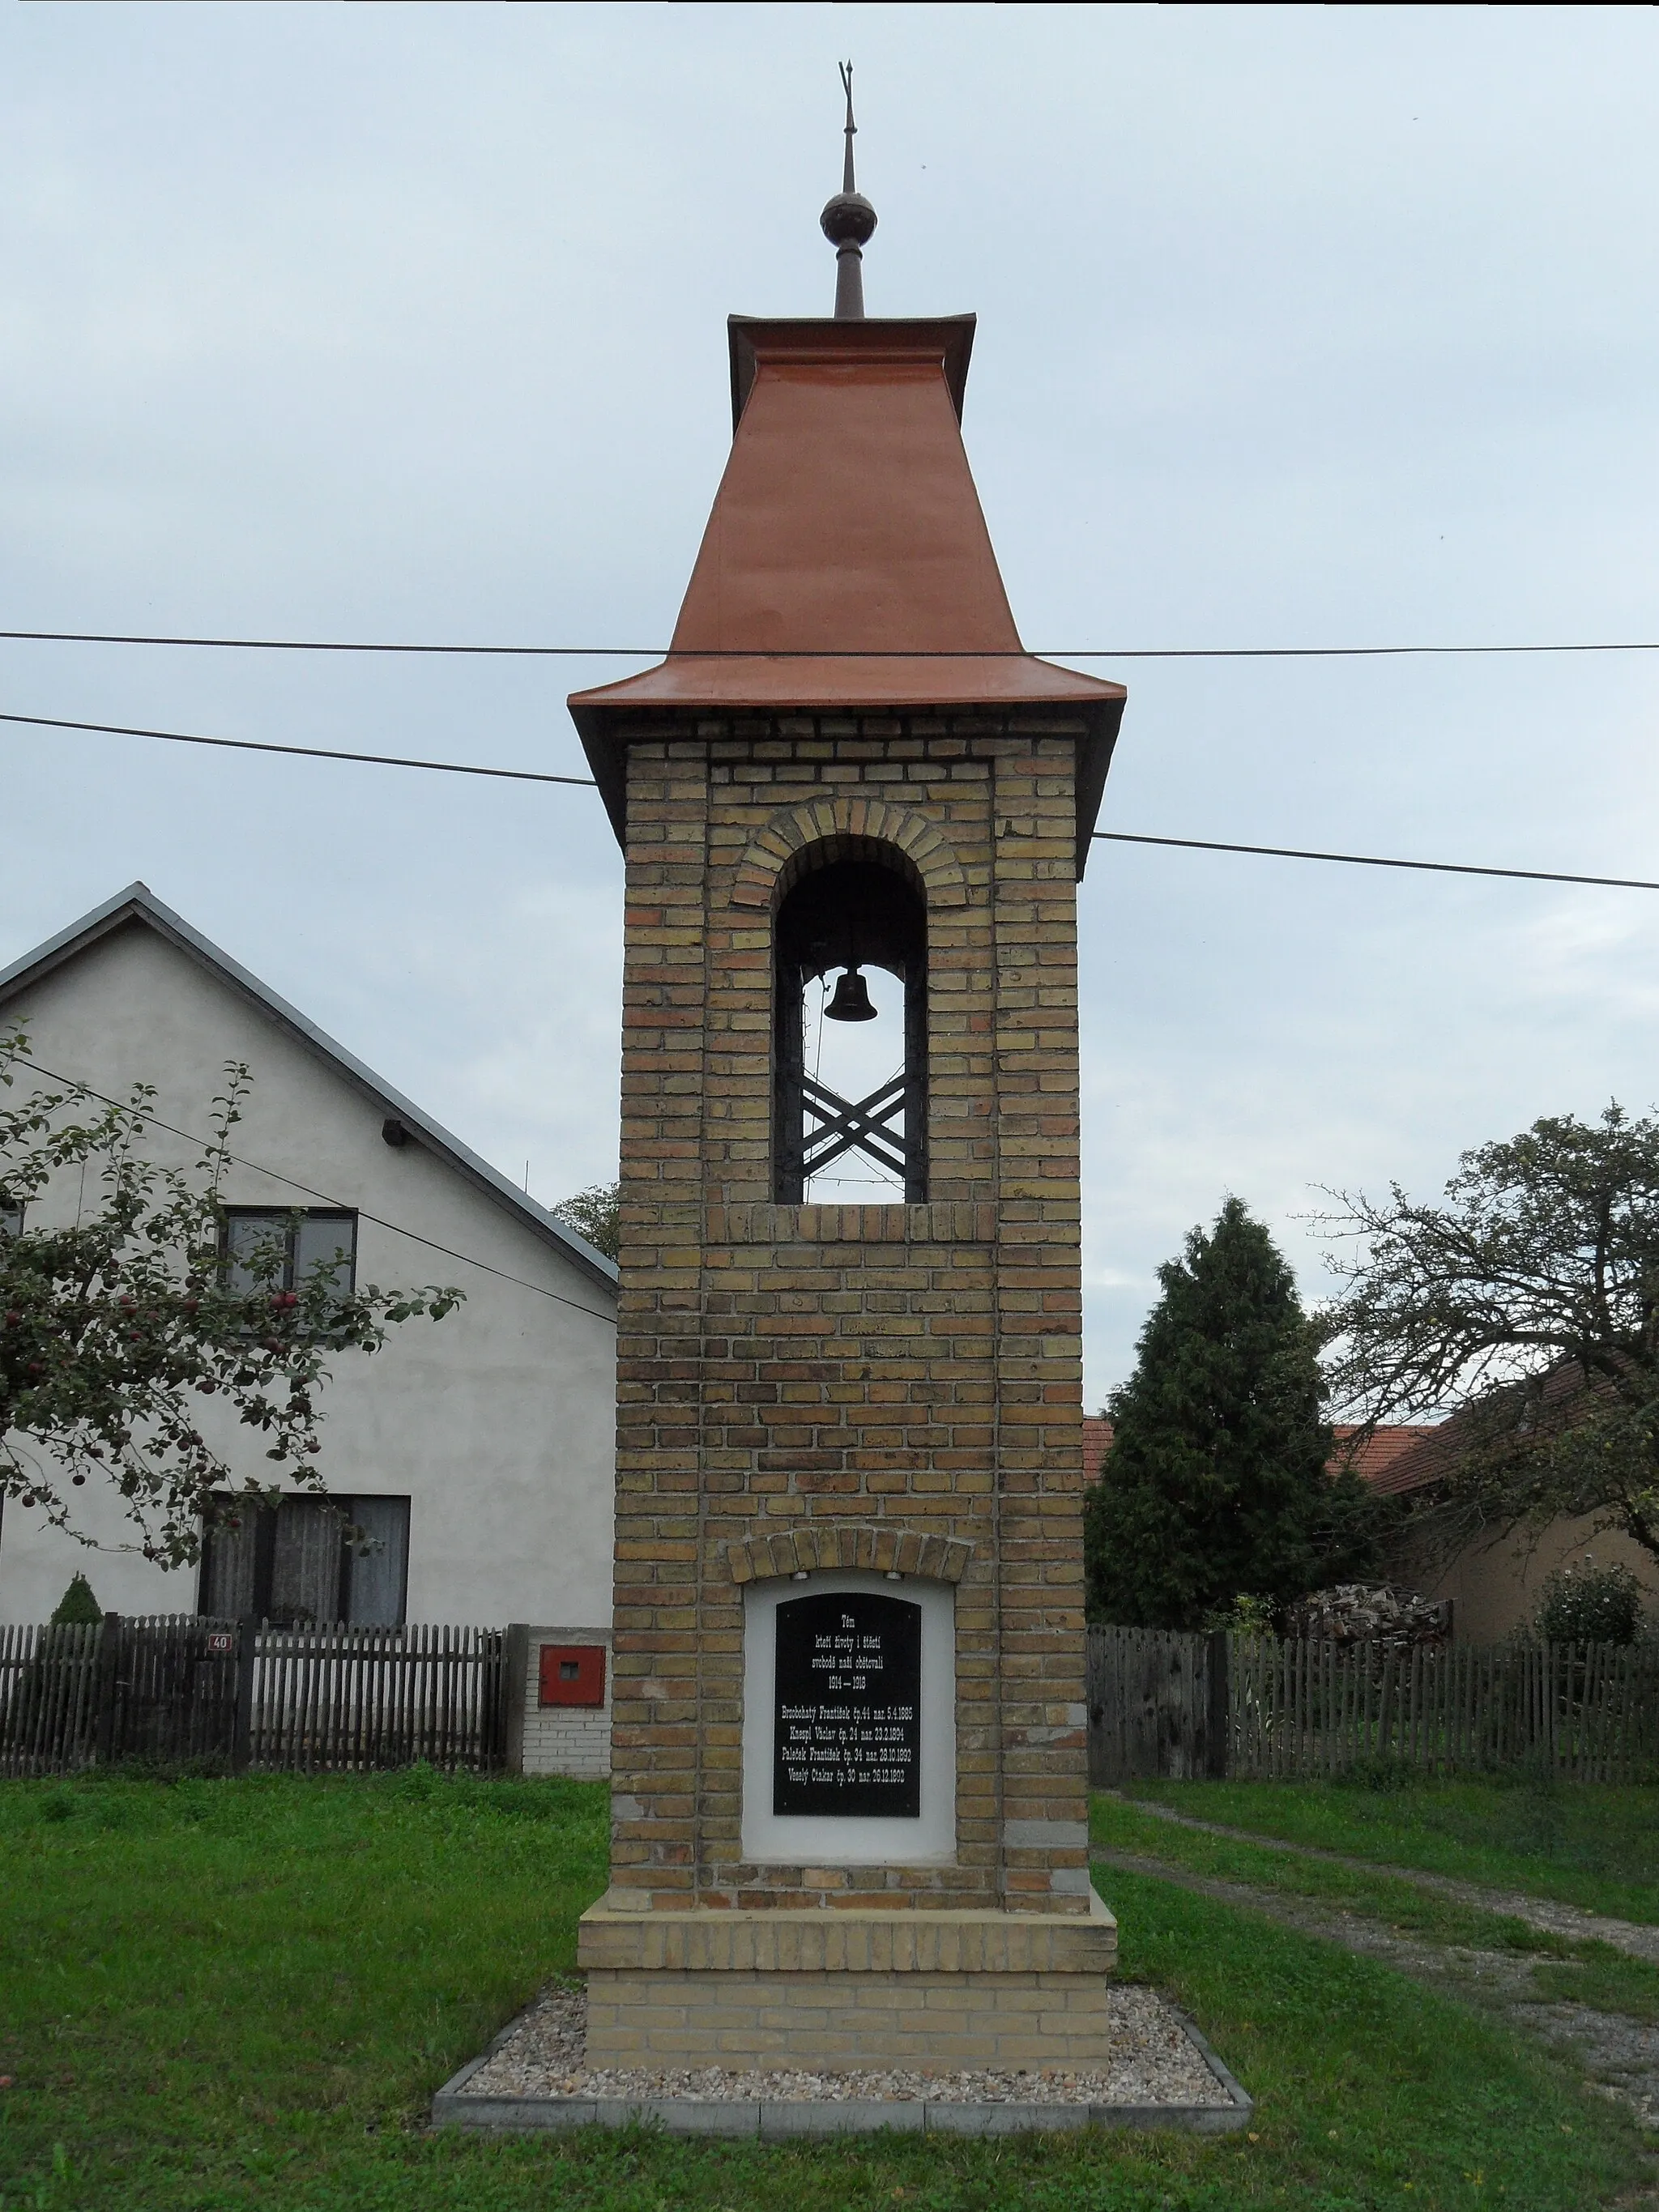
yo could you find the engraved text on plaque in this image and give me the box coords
[773,1590,921,1818]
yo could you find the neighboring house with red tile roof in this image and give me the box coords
[1081,1415,1433,1496]
[1330,1425,1439,1492]
[1081,1416,1115,1485]
[1083,1409,1659,1640]
[1350,1392,1659,1643]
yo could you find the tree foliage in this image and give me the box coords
[553,1181,621,1262]
[50,1571,103,1625]
[1084,1196,1375,1629]
[1320,1105,1659,1563]
[0,1029,461,1567]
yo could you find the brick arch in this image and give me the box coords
[727,1524,975,1585]
[729,798,968,913]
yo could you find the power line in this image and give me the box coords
[1093,830,1659,894]
[16,1055,616,1326]
[5,629,1659,660]
[0,711,596,787]
[8,703,1658,897]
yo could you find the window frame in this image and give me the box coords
[773,849,928,1204]
[197,1491,411,1627]
[220,1206,359,1298]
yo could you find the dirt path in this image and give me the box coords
[1091,1843,1659,2131]
[1109,1792,1659,1964]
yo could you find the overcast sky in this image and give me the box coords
[4,4,1657,1405]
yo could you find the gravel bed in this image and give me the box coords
[1513,2001,1659,2133]
[461,1982,1231,2107]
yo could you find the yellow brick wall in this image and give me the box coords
[585,1969,1112,2073]
[609,711,1090,1916]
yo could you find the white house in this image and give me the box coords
[0,883,619,1648]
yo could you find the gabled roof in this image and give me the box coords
[569,315,1126,877]
[1348,1363,1612,1501]
[0,883,618,1298]
[1332,1424,1444,1494]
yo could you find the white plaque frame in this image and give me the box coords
[740,1568,956,1866]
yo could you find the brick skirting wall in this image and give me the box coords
[505,1625,612,1780]
[580,1897,1118,2071]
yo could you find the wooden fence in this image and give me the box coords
[1088,1626,1659,1784]
[246,1622,506,1773]
[1086,1627,1228,1784]
[0,1617,507,1777]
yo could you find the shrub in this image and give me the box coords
[1534,1558,1645,1646]
[1333,1755,1416,1792]
[1201,1593,1277,1634]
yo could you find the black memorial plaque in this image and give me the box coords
[773,1590,921,1818]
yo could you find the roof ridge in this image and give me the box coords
[0,884,618,1294]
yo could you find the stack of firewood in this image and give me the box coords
[1286,1583,1452,1650]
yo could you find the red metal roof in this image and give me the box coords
[569,316,1126,873]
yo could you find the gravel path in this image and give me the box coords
[1092,1843,1659,2129]
[1111,1793,1659,1963]
[459,1981,1233,2108]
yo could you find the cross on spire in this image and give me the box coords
[819,61,876,319]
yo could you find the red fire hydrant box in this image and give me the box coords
[539,1643,606,1707]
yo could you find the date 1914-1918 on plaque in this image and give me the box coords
[773,1590,921,1818]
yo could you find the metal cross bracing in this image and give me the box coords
[800,1068,907,1184]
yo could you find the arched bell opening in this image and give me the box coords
[773,845,927,1204]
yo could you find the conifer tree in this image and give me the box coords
[50,1571,102,1626]
[1085,1197,1374,1628]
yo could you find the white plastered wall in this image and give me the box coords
[0,923,616,1630]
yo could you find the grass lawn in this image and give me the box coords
[1120,1778,1659,1924]
[1092,1792,1659,2027]
[0,1772,1647,2211]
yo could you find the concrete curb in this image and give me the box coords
[429,2001,1254,2140]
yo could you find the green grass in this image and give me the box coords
[1094,1792,1659,2018]
[1529,1945,1659,2025]
[1120,1778,1659,1924]
[0,1773,1647,2210]
[1093,1795,1585,1956]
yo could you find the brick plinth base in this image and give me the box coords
[578,1894,1117,2073]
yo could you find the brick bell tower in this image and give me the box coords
[569,86,1128,2073]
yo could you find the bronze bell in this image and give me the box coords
[825,967,876,1022]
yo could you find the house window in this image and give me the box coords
[198,1494,410,1627]
[0,1200,22,1238]
[223,1209,357,1298]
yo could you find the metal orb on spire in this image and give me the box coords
[820,60,876,320]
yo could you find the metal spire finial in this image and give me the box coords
[819,60,876,319]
